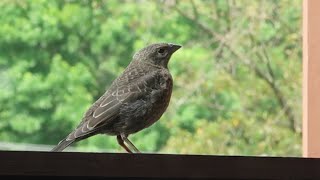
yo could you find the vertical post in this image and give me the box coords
[303,0,320,157]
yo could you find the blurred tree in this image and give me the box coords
[0,0,302,156]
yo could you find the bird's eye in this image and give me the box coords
[157,48,165,54]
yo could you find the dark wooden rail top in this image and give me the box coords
[1,150,320,179]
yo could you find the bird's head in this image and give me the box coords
[133,43,182,68]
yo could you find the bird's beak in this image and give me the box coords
[168,43,182,53]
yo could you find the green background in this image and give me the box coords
[0,0,302,156]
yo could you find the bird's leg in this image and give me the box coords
[117,135,132,153]
[121,133,140,153]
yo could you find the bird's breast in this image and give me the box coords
[145,71,173,126]
[115,69,173,135]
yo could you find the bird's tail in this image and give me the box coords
[51,138,75,152]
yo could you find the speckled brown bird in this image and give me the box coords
[51,42,181,153]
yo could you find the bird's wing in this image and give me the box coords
[64,71,159,141]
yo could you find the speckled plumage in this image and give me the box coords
[51,43,181,153]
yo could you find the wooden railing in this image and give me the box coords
[1,150,320,179]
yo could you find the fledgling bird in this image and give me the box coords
[51,42,181,153]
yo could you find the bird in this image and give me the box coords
[51,42,181,153]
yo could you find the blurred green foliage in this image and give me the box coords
[0,0,302,156]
